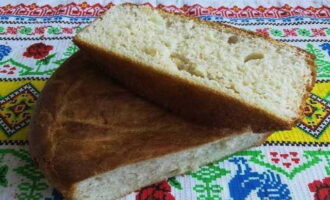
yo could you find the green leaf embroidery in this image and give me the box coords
[17,192,42,200]
[0,149,49,200]
[193,184,205,193]
[297,28,311,36]
[0,27,4,34]
[190,163,229,200]
[47,27,61,34]
[270,29,284,37]
[190,163,229,183]
[18,182,33,191]
[63,44,79,57]
[0,154,5,162]
[306,43,325,59]
[19,66,58,76]
[14,164,44,181]
[76,27,83,33]
[324,153,330,176]
[19,27,33,35]
[306,43,330,78]
[326,28,330,35]
[211,185,222,193]
[168,177,183,190]
[52,58,66,65]
[0,165,8,187]
[53,43,79,66]
[316,59,330,78]
[36,53,56,66]
[35,182,48,190]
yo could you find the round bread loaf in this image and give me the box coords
[29,52,269,200]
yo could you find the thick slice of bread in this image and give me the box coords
[29,52,269,200]
[74,4,316,131]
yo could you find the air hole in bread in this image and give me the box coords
[143,47,157,56]
[170,53,187,70]
[227,36,238,44]
[170,53,206,78]
[226,85,239,94]
[244,53,264,63]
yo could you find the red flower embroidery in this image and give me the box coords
[255,28,269,37]
[0,64,16,75]
[283,28,297,36]
[34,27,46,34]
[62,27,73,34]
[312,28,326,36]
[23,43,53,59]
[6,27,18,34]
[136,181,175,200]
[309,177,330,200]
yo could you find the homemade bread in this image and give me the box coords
[29,52,269,200]
[74,4,316,131]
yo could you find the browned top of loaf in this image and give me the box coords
[29,52,263,195]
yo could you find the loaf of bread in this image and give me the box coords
[74,4,316,131]
[29,52,269,200]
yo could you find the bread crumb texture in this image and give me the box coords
[77,5,313,122]
[74,132,265,200]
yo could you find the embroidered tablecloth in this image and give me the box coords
[0,0,329,199]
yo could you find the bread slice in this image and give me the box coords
[29,52,269,200]
[74,4,316,131]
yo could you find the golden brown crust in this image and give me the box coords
[73,4,316,132]
[29,52,265,198]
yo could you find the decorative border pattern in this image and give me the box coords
[316,79,330,83]
[0,3,329,18]
[1,16,330,24]
[2,140,330,148]
[4,37,328,42]
[0,36,72,40]
[0,140,29,145]
[0,25,80,36]
[0,77,48,81]
[263,141,330,147]
[277,38,330,42]
[1,25,329,37]
[200,17,330,25]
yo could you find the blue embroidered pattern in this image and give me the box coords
[229,157,292,200]
[0,45,11,61]
[320,43,330,56]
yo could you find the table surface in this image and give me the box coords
[0,0,329,200]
